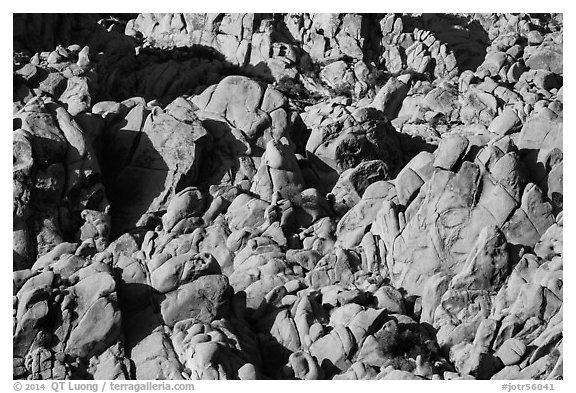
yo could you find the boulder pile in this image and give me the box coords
[13,13,562,380]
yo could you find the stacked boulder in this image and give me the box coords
[13,13,562,380]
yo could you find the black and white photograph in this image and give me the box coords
[10,6,566,387]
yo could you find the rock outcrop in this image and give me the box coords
[13,13,562,381]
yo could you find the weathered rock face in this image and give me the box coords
[13,259,126,379]
[13,97,108,270]
[101,98,212,235]
[125,13,491,85]
[301,99,407,193]
[13,13,562,381]
[383,134,555,296]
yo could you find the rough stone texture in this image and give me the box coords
[13,13,562,381]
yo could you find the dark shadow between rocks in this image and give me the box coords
[114,277,166,351]
[230,290,299,379]
[397,130,438,157]
[101,129,169,238]
[96,44,276,106]
[402,13,490,73]
[518,148,551,186]
[14,14,278,107]
[13,14,138,55]
[194,117,257,191]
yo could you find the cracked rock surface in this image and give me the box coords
[13,13,562,380]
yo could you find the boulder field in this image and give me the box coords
[13,13,562,380]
